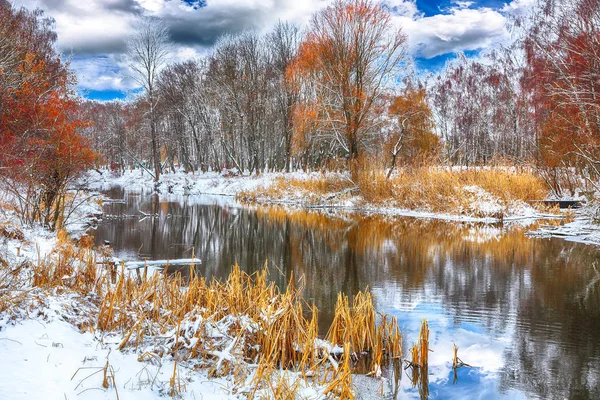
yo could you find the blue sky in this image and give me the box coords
[15,0,533,101]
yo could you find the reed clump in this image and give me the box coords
[404,319,430,370]
[242,167,552,218]
[10,240,404,398]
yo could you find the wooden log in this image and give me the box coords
[124,258,201,269]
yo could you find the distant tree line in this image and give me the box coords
[83,0,600,196]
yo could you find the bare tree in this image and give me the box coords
[268,21,301,171]
[126,16,170,181]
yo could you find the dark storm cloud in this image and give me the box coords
[163,6,268,47]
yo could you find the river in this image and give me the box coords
[93,187,600,399]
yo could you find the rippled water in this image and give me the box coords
[94,187,600,399]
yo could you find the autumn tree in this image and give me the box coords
[126,16,170,182]
[288,0,408,168]
[0,1,96,229]
[521,0,600,194]
[386,85,439,177]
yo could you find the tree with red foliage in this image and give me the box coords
[522,0,600,194]
[0,2,96,229]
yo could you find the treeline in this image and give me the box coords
[81,1,439,177]
[84,0,600,197]
[1,0,597,208]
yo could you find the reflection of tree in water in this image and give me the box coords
[498,242,600,399]
[95,193,600,399]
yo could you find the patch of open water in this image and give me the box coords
[93,187,600,399]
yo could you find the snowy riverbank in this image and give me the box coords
[0,184,403,400]
[83,168,564,223]
[0,191,238,399]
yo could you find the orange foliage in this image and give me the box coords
[287,0,407,163]
[0,2,97,229]
[0,55,96,188]
[387,88,440,169]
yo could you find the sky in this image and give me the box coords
[14,0,534,101]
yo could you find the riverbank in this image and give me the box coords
[84,167,565,223]
[0,189,404,399]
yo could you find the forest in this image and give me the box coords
[3,1,600,399]
[76,0,599,200]
[1,0,599,226]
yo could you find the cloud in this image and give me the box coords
[17,0,324,54]
[68,55,137,92]
[391,1,509,59]
[12,0,533,94]
[14,0,140,54]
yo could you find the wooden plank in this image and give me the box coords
[530,200,584,209]
[124,258,202,269]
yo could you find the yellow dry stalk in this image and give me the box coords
[326,293,351,349]
[418,319,429,368]
[299,304,319,376]
[323,343,354,399]
[25,243,409,399]
[410,344,420,368]
[452,343,459,369]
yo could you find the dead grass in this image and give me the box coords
[358,167,549,214]
[2,237,404,398]
[242,167,551,218]
[239,175,355,203]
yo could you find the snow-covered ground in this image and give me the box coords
[82,168,291,197]
[1,183,399,400]
[0,304,232,400]
[0,188,238,399]
[82,168,563,223]
[528,213,600,246]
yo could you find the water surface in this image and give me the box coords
[94,187,600,399]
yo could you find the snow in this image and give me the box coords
[528,215,600,246]
[82,168,561,224]
[82,168,291,197]
[0,309,232,400]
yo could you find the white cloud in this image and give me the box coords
[399,0,536,60]
[400,7,507,58]
[502,0,535,17]
[68,56,137,92]
[12,0,533,93]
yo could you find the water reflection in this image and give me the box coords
[94,188,600,399]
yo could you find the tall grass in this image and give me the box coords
[242,167,551,218]
[4,238,403,398]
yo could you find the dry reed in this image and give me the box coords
[4,237,404,398]
[241,167,552,218]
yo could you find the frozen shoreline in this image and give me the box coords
[1,176,402,400]
[0,186,238,400]
[86,168,600,247]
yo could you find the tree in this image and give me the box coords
[522,0,600,194]
[386,85,439,177]
[0,2,96,229]
[126,16,170,182]
[429,53,535,167]
[268,21,301,171]
[288,0,408,167]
